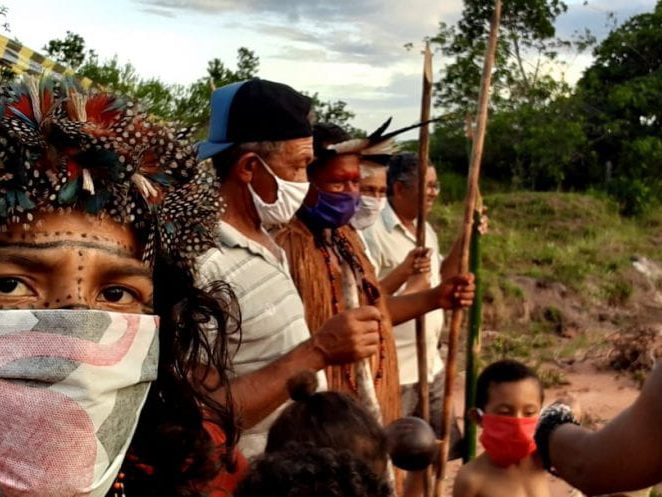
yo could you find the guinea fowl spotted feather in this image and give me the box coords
[0,75,221,270]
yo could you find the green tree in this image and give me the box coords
[305,92,365,136]
[235,47,260,80]
[174,48,261,131]
[43,31,89,69]
[427,0,598,191]
[47,33,260,130]
[0,4,9,33]
[577,0,662,214]
[0,4,12,82]
[79,54,139,94]
[431,0,575,114]
[41,33,362,138]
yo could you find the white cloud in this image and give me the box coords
[4,0,657,136]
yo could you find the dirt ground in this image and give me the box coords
[441,362,650,497]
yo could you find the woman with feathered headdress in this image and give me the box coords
[0,76,243,497]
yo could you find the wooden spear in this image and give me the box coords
[415,40,434,497]
[416,40,433,425]
[463,204,484,462]
[434,1,502,495]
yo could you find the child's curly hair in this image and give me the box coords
[235,444,392,497]
[266,371,388,474]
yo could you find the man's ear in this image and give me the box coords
[234,152,260,184]
[468,408,483,426]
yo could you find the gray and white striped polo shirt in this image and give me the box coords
[196,221,326,457]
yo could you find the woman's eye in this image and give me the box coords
[98,286,137,304]
[0,278,34,296]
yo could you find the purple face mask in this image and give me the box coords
[301,190,360,229]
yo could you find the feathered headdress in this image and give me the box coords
[0,75,220,266]
[314,117,441,165]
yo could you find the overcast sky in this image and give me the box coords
[3,0,657,134]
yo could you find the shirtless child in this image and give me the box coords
[453,360,549,497]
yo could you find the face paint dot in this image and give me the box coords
[67,295,72,299]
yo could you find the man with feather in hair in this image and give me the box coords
[275,121,476,428]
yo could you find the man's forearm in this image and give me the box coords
[386,289,438,326]
[379,265,409,295]
[549,364,662,494]
[210,339,326,429]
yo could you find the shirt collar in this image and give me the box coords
[383,201,418,243]
[382,201,401,232]
[217,221,286,267]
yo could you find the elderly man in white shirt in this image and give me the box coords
[195,79,384,457]
[363,152,463,458]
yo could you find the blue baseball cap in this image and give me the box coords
[197,78,313,161]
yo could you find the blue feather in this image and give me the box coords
[84,190,111,214]
[58,180,79,204]
[9,107,37,129]
[150,172,171,186]
[16,191,35,209]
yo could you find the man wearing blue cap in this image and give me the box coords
[195,79,384,457]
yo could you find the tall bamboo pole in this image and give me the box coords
[433,1,502,495]
[461,114,484,463]
[416,41,434,497]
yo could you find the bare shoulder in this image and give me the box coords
[453,460,484,497]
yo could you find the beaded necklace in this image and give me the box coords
[112,471,126,497]
[317,228,385,393]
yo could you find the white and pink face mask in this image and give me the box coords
[0,309,159,497]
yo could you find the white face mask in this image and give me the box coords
[248,156,310,228]
[0,309,159,497]
[350,195,387,230]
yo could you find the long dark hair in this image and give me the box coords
[115,256,241,497]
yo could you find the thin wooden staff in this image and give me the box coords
[461,114,484,463]
[433,1,502,495]
[415,41,433,423]
[415,40,434,497]
[463,201,484,462]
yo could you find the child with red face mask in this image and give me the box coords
[453,359,549,497]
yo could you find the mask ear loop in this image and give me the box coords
[254,155,280,180]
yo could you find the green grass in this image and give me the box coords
[432,191,661,366]
[431,192,662,296]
